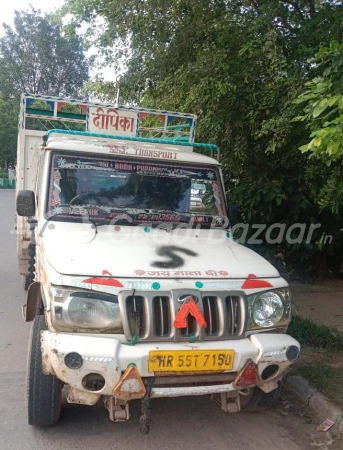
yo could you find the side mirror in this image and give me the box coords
[16,190,36,217]
[227,204,238,227]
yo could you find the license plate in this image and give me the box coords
[148,350,235,373]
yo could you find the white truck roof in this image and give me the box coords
[45,134,221,166]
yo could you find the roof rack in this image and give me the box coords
[19,93,198,143]
[44,129,220,159]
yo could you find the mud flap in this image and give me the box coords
[23,281,41,322]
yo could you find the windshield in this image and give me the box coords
[47,152,227,226]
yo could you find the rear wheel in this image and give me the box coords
[26,315,62,426]
[23,274,32,291]
[240,385,281,412]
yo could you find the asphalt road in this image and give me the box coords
[0,190,329,450]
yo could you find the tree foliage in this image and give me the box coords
[0,8,91,170]
[0,7,90,98]
[294,41,343,216]
[0,95,17,169]
[295,42,343,162]
[65,0,343,278]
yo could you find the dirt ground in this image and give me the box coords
[290,280,343,333]
[274,389,343,450]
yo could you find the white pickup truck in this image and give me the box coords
[16,93,300,432]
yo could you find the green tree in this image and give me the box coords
[294,42,343,216]
[0,95,17,169]
[0,7,90,98]
[295,42,343,162]
[0,8,91,169]
[65,0,343,278]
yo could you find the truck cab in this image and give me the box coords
[16,93,300,430]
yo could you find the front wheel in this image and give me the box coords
[240,385,281,412]
[26,315,62,426]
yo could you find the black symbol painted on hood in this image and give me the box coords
[152,246,198,269]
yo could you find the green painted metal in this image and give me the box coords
[57,112,86,120]
[140,123,191,141]
[0,178,10,188]
[151,124,191,130]
[26,108,53,117]
[44,129,220,152]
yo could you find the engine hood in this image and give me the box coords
[41,222,279,279]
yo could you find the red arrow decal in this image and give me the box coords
[83,270,123,287]
[174,297,207,329]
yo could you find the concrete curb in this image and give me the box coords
[284,374,343,435]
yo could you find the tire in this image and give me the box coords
[240,384,281,412]
[21,275,29,291]
[23,274,32,291]
[22,244,36,291]
[26,315,62,427]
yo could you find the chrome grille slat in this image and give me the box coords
[119,290,246,342]
[159,297,164,337]
[208,298,213,335]
[230,296,234,334]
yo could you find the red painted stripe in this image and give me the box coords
[241,279,273,289]
[83,277,123,287]
[102,270,112,276]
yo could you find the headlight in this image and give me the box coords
[247,288,291,329]
[51,287,124,333]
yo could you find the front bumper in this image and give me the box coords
[41,332,299,404]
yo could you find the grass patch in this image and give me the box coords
[297,362,338,391]
[289,315,343,408]
[288,314,343,350]
[297,361,343,407]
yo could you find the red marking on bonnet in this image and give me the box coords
[83,270,123,287]
[241,278,273,289]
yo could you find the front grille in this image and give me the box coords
[226,296,241,335]
[125,295,146,337]
[153,296,171,337]
[120,290,246,342]
[203,296,219,336]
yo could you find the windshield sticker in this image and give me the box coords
[70,206,99,216]
[51,170,62,206]
[56,157,67,167]
[53,206,64,215]
[108,145,178,160]
[136,212,186,222]
[212,182,225,216]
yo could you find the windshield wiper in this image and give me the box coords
[81,210,99,243]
